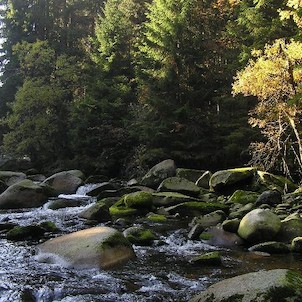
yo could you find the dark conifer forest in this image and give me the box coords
[0,0,302,180]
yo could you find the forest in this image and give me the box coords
[0,0,302,181]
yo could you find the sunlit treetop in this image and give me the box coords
[279,0,302,28]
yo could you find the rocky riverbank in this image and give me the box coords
[1,159,302,301]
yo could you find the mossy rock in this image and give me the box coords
[124,191,153,209]
[146,213,167,222]
[123,226,157,246]
[210,167,256,194]
[152,192,198,207]
[39,221,59,232]
[189,269,302,302]
[191,251,222,266]
[228,190,260,205]
[47,197,86,210]
[109,198,138,217]
[192,210,226,228]
[238,209,281,244]
[7,225,46,241]
[291,237,302,253]
[158,177,200,197]
[165,201,228,217]
[278,214,302,243]
[256,171,298,193]
[222,219,240,233]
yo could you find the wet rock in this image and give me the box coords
[209,167,255,194]
[200,226,244,248]
[248,241,290,254]
[191,251,222,266]
[189,269,302,302]
[79,202,111,222]
[157,177,200,197]
[43,170,84,195]
[124,191,153,209]
[123,226,157,246]
[47,197,87,210]
[0,179,50,209]
[188,224,205,240]
[7,225,46,241]
[255,190,282,207]
[227,190,260,205]
[37,226,135,269]
[141,159,176,188]
[238,209,281,244]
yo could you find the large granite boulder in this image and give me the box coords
[210,167,255,194]
[36,226,135,269]
[238,209,281,244]
[43,170,84,195]
[0,171,26,187]
[157,177,200,197]
[141,159,176,188]
[0,179,50,209]
[189,269,302,302]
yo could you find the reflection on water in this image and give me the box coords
[0,185,302,301]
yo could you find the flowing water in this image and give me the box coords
[1,185,302,302]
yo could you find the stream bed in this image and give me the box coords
[1,185,302,302]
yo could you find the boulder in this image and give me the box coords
[255,190,282,206]
[46,197,87,210]
[221,218,240,233]
[43,170,84,195]
[227,190,260,205]
[124,191,153,209]
[165,202,228,217]
[195,171,212,189]
[0,179,50,209]
[176,168,207,183]
[191,251,222,266]
[248,241,290,254]
[79,202,111,222]
[123,226,157,246]
[278,213,302,243]
[291,237,302,252]
[141,159,176,188]
[7,225,46,241]
[36,226,135,269]
[0,171,26,187]
[86,182,117,197]
[210,167,255,194]
[189,269,302,302]
[157,177,200,197]
[152,192,198,207]
[256,171,298,192]
[190,210,226,228]
[238,209,281,244]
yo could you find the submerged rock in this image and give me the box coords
[248,241,290,254]
[36,226,135,269]
[0,179,50,209]
[189,269,302,302]
[238,209,281,244]
[141,159,176,188]
[191,251,222,266]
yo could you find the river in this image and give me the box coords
[0,185,302,302]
